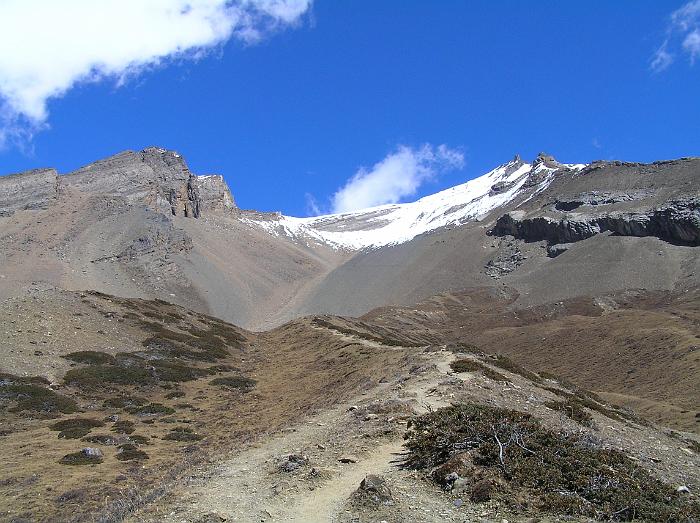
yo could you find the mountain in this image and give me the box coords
[2,147,697,329]
[0,147,699,522]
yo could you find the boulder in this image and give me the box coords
[278,453,308,472]
[357,474,393,504]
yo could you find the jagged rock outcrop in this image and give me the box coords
[0,168,58,216]
[0,147,237,220]
[62,147,190,209]
[553,190,653,211]
[491,198,700,246]
[520,152,576,189]
[196,174,236,214]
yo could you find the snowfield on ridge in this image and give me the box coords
[242,156,586,250]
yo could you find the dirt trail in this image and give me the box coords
[272,441,402,522]
[135,345,460,523]
[131,333,700,523]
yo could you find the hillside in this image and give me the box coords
[0,147,699,521]
[1,148,698,329]
[0,288,698,522]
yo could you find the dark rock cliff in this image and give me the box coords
[491,198,700,246]
[1,147,236,219]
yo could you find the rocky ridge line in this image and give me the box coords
[0,147,236,219]
[491,197,700,248]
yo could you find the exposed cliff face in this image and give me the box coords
[489,157,700,250]
[60,147,236,218]
[195,174,236,213]
[492,198,700,248]
[0,168,58,216]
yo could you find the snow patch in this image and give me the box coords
[242,158,586,250]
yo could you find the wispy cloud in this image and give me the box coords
[0,0,312,148]
[650,42,674,72]
[331,144,464,214]
[304,192,322,216]
[683,29,700,63]
[651,0,700,72]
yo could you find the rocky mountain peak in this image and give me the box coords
[532,152,562,169]
[0,146,236,219]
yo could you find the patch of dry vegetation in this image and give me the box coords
[311,317,424,347]
[449,359,510,382]
[489,354,542,384]
[0,373,78,415]
[49,418,104,439]
[403,404,700,521]
[540,374,645,426]
[210,376,257,391]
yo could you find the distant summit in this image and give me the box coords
[0,147,236,219]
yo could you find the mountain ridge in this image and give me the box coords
[0,147,698,330]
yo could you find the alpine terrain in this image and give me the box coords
[0,147,698,522]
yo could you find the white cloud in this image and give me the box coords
[331,144,464,214]
[653,0,700,71]
[683,29,700,63]
[0,0,311,147]
[671,0,700,31]
[305,192,321,216]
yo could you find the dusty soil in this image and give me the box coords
[133,344,700,523]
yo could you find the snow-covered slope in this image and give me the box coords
[242,155,586,250]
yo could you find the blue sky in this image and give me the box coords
[1,1,699,216]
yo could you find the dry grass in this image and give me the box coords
[403,403,700,521]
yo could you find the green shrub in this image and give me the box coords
[50,418,104,439]
[545,400,594,426]
[64,351,217,390]
[0,374,78,414]
[403,404,700,521]
[63,351,115,365]
[103,396,147,410]
[116,443,149,461]
[447,343,481,354]
[210,376,257,392]
[163,426,203,442]
[450,359,510,382]
[82,434,120,445]
[59,451,103,466]
[111,420,135,434]
[165,390,185,399]
[126,403,174,416]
